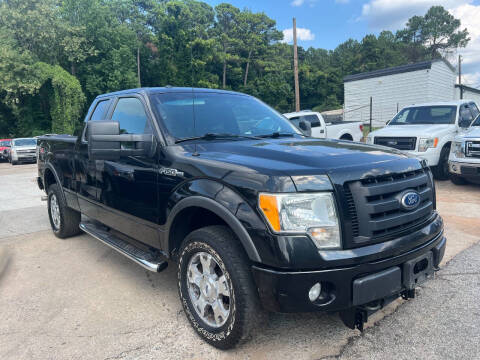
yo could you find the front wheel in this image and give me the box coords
[178,226,263,349]
[432,146,450,180]
[47,184,81,238]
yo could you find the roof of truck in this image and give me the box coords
[96,87,247,99]
[404,100,475,107]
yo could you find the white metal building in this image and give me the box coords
[455,84,480,104]
[342,59,476,126]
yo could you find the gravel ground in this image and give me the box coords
[0,162,479,360]
[335,243,480,360]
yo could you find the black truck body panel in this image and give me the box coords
[37,87,446,314]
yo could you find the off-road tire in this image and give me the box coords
[450,174,467,185]
[178,225,263,349]
[432,146,450,180]
[47,184,81,238]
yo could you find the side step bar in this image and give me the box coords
[79,222,168,273]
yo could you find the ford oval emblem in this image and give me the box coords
[401,191,421,210]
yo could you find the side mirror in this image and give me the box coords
[459,119,471,128]
[298,120,312,136]
[87,121,153,160]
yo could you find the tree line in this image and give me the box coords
[0,0,469,137]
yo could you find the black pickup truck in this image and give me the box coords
[37,87,446,349]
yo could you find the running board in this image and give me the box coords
[79,222,168,273]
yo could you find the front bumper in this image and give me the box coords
[252,225,445,313]
[13,154,37,162]
[450,160,480,178]
[406,149,439,167]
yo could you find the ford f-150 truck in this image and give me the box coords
[283,110,363,141]
[449,114,480,185]
[366,101,479,180]
[37,88,446,349]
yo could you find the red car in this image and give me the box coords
[0,139,11,161]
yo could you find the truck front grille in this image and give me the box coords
[466,141,480,158]
[374,137,416,150]
[344,168,434,247]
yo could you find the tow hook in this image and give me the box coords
[340,291,412,331]
[340,304,378,332]
[401,289,416,300]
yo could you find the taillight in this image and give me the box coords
[359,124,364,132]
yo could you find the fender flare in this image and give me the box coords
[43,162,67,203]
[166,196,261,263]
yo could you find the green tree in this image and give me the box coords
[214,3,241,88]
[398,5,470,59]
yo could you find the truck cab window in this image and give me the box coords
[288,114,321,128]
[90,99,111,121]
[460,105,473,123]
[112,97,151,134]
[469,103,479,119]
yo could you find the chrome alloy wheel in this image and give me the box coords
[186,251,231,328]
[50,194,61,230]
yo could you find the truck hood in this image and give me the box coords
[180,137,421,179]
[459,126,480,139]
[371,124,454,138]
[13,146,37,151]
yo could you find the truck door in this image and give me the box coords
[96,95,159,247]
[75,98,112,218]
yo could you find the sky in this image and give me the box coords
[204,0,480,87]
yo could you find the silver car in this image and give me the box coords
[9,138,38,165]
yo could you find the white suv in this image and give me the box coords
[449,115,480,185]
[366,101,479,179]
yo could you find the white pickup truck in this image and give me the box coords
[366,101,480,179]
[449,115,480,185]
[283,110,363,142]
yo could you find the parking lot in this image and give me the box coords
[0,162,479,360]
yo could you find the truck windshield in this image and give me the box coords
[149,92,300,141]
[389,106,457,125]
[13,138,37,146]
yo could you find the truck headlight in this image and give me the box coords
[366,136,373,144]
[418,137,438,152]
[452,141,465,158]
[259,192,341,249]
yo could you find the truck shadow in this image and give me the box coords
[79,233,353,356]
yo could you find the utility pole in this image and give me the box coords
[369,96,373,133]
[137,47,141,88]
[458,55,463,99]
[293,18,300,112]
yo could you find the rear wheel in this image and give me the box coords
[178,225,263,349]
[432,146,450,180]
[340,134,353,141]
[48,184,81,238]
[450,174,467,185]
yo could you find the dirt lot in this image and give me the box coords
[0,162,479,360]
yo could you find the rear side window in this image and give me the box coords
[111,97,151,134]
[90,99,111,121]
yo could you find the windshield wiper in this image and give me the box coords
[258,132,302,138]
[175,133,261,143]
